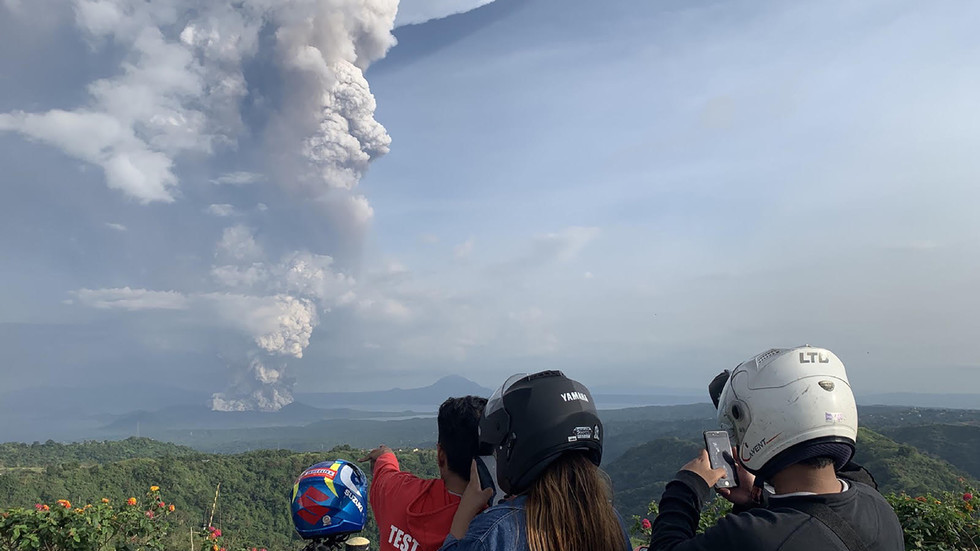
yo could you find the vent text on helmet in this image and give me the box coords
[561,391,590,403]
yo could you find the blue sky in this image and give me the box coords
[1,0,978,410]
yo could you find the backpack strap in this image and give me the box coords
[788,501,869,551]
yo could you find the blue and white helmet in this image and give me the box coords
[291,459,368,540]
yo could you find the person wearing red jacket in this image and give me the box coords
[361,396,487,551]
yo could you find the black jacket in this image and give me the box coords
[649,470,904,551]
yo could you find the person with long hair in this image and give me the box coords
[439,371,630,551]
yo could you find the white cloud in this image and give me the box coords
[210,171,263,185]
[105,222,128,231]
[535,226,600,262]
[206,203,237,217]
[210,264,268,288]
[74,287,190,310]
[0,110,178,203]
[454,236,475,259]
[216,225,263,262]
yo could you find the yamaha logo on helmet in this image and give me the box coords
[560,391,589,403]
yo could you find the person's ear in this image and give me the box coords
[437,443,447,468]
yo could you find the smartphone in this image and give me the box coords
[475,455,501,506]
[703,430,737,489]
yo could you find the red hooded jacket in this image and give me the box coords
[370,452,461,551]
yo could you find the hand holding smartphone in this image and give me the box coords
[703,430,738,489]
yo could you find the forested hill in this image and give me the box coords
[0,438,195,467]
[879,424,980,480]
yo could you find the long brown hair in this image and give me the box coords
[525,452,625,551]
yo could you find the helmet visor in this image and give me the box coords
[484,372,529,418]
[708,370,731,409]
[479,373,529,455]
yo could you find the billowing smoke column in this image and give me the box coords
[209,230,355,411]
[0,0,399,411]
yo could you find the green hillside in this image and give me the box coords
[880,424,980,480]
[0,437,194,468]
[852,427,974,496]
[605,437,703,521]
[0,445,439,549]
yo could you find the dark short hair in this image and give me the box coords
[799,456,835,469]
[438,395,488,480]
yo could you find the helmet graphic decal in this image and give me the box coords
[740,433,782,463]
[322,461,342,496]
[339,463,362,498]
[296,485,332,525]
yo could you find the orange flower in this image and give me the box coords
[212,545,219,551]
[56,500,71,509]
[101,498,110,504]
[150,486,160,492]
[42,505,50,511]
[127,497,137,506]
[168,504,175,512]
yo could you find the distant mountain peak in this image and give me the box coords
[429,374,492,395]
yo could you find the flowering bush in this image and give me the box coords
[0,484,273,551]
[0,486,178,551]
[886,484,979,551]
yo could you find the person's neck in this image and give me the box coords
[443,471,467,495]
[770,464,842,495]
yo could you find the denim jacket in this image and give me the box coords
[438,495,632,551]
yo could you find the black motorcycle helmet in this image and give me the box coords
[479,370,602,495]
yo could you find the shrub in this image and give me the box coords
[0,486,266,551]
[632,483,979,551]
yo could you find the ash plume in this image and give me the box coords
[7,0,402,410]
[207,227,355,411]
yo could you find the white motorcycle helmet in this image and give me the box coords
[715,345,858,480]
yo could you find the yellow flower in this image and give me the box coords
[150,486,160,492]
[213,545,219,551]
[127,497,137,506]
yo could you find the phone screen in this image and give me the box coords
[703,430,737,488]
